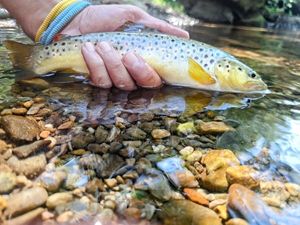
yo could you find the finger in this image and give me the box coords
[122,52,162,88]
[96,42,137,91]
[81,42,112,88]
[128,6,189,38]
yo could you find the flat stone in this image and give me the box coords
[57,121,74,130]
[46,192,73,209]
[12,140,51,158]
[195,120,234,134]
[184,188,209,206]
[159,200,222,225]
[151,129,171,139]
[226,165,260,189]
[7,154,47,178]
[179,146,194,157]
[3,207,44,225]
[0,115,40,141]
[5,187,48,217]
[0,171,17,194]
[26,103,45,115]
[0,139,8,154]
[71,132,95,148]
[124,127,147,140]
[104,178,118,188]
[12,107,27,115]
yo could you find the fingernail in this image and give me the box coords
[99,42,111,52]
[83,42,95,52]
[123,52,143,67]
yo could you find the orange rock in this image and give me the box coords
[195,121,234,134]
[226,165,260,189]
[184,188,209,206]
[40,130,50,139]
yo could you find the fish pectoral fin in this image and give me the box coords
[188,57,216,85]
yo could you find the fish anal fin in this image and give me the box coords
[188,57,216,85]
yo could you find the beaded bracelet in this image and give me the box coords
[36,0,91,45]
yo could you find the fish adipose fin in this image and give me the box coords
[3,40,40,80]
[188,57,216,85]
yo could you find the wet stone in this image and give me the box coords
[12,139,51,158]
[95,126,108,143]
[201,149,240,192]
[46,192,73,209]
[0,171,17,194]
[87,143,110,154]
[226,165,260,189]
[27,103,44,115]
[134,168,173,201]
[5,187,48,217]
[38,170,67,192]
[226,218,249,225]
[260,181,290,208]
[151,129,171,139]
[195,120,234,134]
[0,115,40,141]
[106,126,121,142]
[86,178,105,193]
[159,200,222,225]
[124,127,147,140]
[71,132,95,148]
[12,107,27,115]
[5,207,44,225]
[7,154,47,178]
[184,188,209,206]
[0,139,8,154]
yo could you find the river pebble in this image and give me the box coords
[7,154,47,177]
[5,187,48,217]
[151,129,170,139]
[0,115,40,141]
[46,192,73,209]
[12,139,51,158]
[0,171,17,194]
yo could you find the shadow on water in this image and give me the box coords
[1,19,300,224]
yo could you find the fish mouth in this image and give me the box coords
[245,81,268,91]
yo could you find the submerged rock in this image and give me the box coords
[183,188,209,206]
[0,115,40,141]
[3,207,44,225]
[71,132,95,148]
[5,187,48,217]
[46,192,73,209]
[134,168,173,201]
[195,120,234,134]
[124,127,147,140]
[260,181,290,208]
[159,200,222,225]
[201,149,240,192]
[0,171,17,194]
[157,157,198,188]
[38,170,67,192]
[151,129,171,139]
[7,154,47,178]
[226,165,260,189]
[12,139,51,158]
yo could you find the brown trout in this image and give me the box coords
[4,32,267,93]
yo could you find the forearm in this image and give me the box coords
[0,0,59,39]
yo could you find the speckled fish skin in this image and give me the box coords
[10,32,268,93]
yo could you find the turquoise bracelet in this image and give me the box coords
[40,0,91,45]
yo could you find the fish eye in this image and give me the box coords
[249,72,257,78]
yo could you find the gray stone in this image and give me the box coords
[12,140,51,158]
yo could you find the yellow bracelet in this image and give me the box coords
[35,0,78,42]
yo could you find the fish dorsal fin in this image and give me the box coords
[188,57,216,85]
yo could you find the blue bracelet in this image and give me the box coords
[40,1,91,45]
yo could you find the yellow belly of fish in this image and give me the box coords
[35,51,89,75]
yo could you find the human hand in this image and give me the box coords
[61,4,189,90]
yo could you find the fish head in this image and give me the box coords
[214,58,267,93]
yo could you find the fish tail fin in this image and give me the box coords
[4,40,35,72]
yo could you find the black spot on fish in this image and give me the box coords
[238,67,242,71]
[174,56,177,59]
[162,41,166,44]
[74,39,78,41]
[47,52,50,56]
[61,42,66,46]
[62,49,65,52]
[182,42,186,46]
[227,70,230,73]
[155,42,158,45]
[192,44,195,47]
[171,39,175,42]
[204,64,208,67]
[204,55,208,58]
[200,48,203,52]
[195,56,199,60]
[210,59,214,64]
[154,34,158,37]
[218,64,221,67]
[45,46,49,50]
[53,43,58,46]
[226,65,230,68]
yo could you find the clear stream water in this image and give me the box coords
[0,19,300,221]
